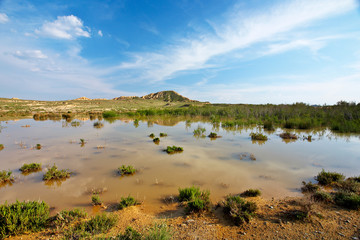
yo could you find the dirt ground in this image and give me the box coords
[8,196,360,240]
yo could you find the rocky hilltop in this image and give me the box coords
[113,90,196,102]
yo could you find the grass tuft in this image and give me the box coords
[222,195,257,225]
[43,164,71,181]
[241,189,261,197]
[118,195,140,210]
[250,133,268,141]
[301,181,320,194]
[92,194,102,206]
[0,170,14,183]
[178,186,211,213]
[118,165,136,176]
[53,208,87,229]
[315,169,345,186]
[159,132,168,137]
[164,146,183,154]
[19,163,42,173]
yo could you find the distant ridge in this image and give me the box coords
[113,90,197,102]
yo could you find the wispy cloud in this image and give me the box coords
[115,0,357,83]
[0,13,9,23]
[98,30,103,37]
[12,50,48,59]
[35,15,90,40]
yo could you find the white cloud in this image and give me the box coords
[116,0,357,83]
[35,15,90,40]
[13,50,48,59]
[0,13,9,23]
[98,30,103,37]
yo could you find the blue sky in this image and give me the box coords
[0,0,359,104]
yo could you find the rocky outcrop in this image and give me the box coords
[141,91,196,102]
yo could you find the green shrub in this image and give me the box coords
[193,127,206,136]
[144,223,172,240]
[159,133,167,137]
[43,164,71,181]
[19,163,42,173]
[334,191,360,210]
[103,111,118,118]
[315,169,345,186]
[208,132,218,138]
[36,144,42,150]
[153,137,160,143]
[118,195,139,210]
[301,181,320,194]
[118,165,136,176]
[263,121,274,130]
[241,189,261,197]
[311,191,333,203]
[111,226,142,240]
[64,213,117,238]
[0,170,14,183]
[249,133,268,141]
[0,201,49,239]
[0,144,4,151]
[164,146,183,154]
[348,176,360,183]
[53,208,87,228]
[222,195,257,225]
[92,194,102,206]
[178,186,211,213]
[149,133,155,138]
[333,179,360,193]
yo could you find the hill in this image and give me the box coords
[141,90,195,102]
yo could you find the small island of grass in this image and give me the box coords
[164,146,183,154]
[43,164,71,181]
[118,165,136,176]
[20,163,42,173]
[0,170,14,184]
[250,133,268,141]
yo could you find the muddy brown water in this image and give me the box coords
[0,119,359,213]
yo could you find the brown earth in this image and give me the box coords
[7,196,360,240]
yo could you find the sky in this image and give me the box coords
[0,0,360,104]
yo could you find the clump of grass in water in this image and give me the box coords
[208,132,220,138]
[63,213,117,239]
[118,165,136,176]
[149,133,155,138]
[0,170,14,184]
[164,146,183,154]
[36,144,41,150]
[241,189,261,197]
[153,137,160,144]
[118,195,140,209]
[92,194,102,206]
[19,163,42,173]
[160,132,168,137]
[43,164,71,181]
[178,186,211,213]
[221,195,257,225]
[263,121,275,131]
[279,132,298,140]
[93,121,104,129]
[0,144,4,151]
[315,169,345,186]
[249,132,268,141]
[193,126,206,137]
[0,201,49,239]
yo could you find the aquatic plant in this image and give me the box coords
[178,186,211,213]
[64,213,117,238]
[0,201,49,239]
[160,132,168,137]
[71,121,81,127]
[279,132,298,140]
[153,137,160,143]
[43,164,71,181]
[0,170,14,183]
[221,195,257,225]
[19,163,42,173]
[193,127,206,136]
[92,194,102,206]
[93,121,104,128]
[149,133,155,138]
[103,111,118,118]
[164,146,183,154]
[208,132,219,138]
[0,144,4,151]
[118,165,136,175]
[241,189,261,197]
[118,195,140,209]
[250,132,268,141]
[36,143,42,150]
[315,169,345,186]
[301,181,320,194]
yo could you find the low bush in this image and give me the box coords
[64,213,117,238]
[112,226,142,240]
[19,163,42,173]
[43,164,71,181]
[53,208,87,228]
[0,144,3,150]
[36,144,42,150]
[178,186,211,213]
[222,195,257,225]
[249,133,268,141]
[103,111,118,118]
[334,191,360,210]
[241,189,261,197]
[164,146,183,154]
[301,181,320,193]
[160,133,168,137]
[311,191,333,203]
[118,195,139,210]
[0,201,49,239]
[315,169,345,186]
[118,165,136,176]
[0,170,14,183]
[92,194,102,206]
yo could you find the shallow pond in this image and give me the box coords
[0,118,359,212]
